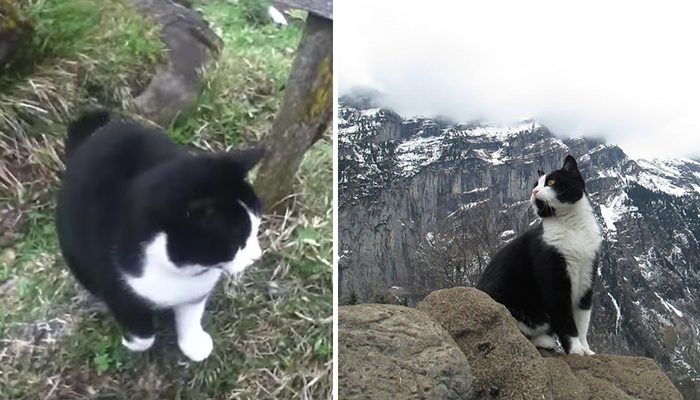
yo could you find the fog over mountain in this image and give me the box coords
[337,1,700,158]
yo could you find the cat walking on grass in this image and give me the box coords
[56,110,264,361]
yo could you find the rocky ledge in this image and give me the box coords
[339,287,683,400]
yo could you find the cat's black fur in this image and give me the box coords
[56,110,263,346]
[477,156,601,354]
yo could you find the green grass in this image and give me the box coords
[0,0,163,206]
[168,1,303,147]
[0,0,332,399]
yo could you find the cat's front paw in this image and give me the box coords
[581,339,595,355]
[178,330,213,362]
[567,337,585,355]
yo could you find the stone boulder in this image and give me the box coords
[130,0,222,126]
[0,0,33,69]
[417,286,551,399]
[417,287,683,400]
[542,351,684,400]
[339,304,473,400]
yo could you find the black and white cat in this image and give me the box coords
[476,155,602,355]
[56,110,264,361]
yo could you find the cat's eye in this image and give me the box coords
[547,180,555,186]
[186,199,216,218]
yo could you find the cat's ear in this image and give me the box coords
[537,170,545,177]
[231,146,265,172]
[562,155,581,178]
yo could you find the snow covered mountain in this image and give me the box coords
[338,95,700,397]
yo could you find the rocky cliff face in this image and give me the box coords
[338,95,700,397]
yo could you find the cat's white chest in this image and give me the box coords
[122,233,222,308]
[542,203,602,302]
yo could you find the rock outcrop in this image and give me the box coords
[339,304,473,400]
[416,287,684,400]
[338,288,684,399]
[130,0,222,125]
[417,287,550,399]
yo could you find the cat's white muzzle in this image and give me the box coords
[222,238,262,276]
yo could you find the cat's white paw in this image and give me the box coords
[178,330,213,362]
[531,334,556,350]
[568,337,585,355]
[122,335,155,352]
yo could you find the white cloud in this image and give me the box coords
[336,0,700,158]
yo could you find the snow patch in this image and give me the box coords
[361,108,382,118]
[636,159,690,196]
[446,200,489,218]
[456,122,539,140]
[654,292,684,317]
[599,192,637,233]
[607,292,622,332]
[600,205,618,231]
[396,135,444,174]
[464,187,488,194]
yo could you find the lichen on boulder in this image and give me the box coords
[339,304,473,399]
[0,0,33,69]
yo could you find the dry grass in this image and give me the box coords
[0,0,332,399]
[0,0,162,206]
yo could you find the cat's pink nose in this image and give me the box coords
[532,188,539,195]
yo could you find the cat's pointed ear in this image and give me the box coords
[562,155,581,178]
[231,145,265,172]
[537,169,545,177]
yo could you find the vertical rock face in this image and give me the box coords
[338,95,700,396]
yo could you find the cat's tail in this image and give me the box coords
[65,109,110,159]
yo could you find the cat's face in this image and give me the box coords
[165,187,263,276]
[142,148,265,276]
[530,155,585,218]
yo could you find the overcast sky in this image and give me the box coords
[336,0,700,159]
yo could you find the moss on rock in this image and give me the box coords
[0,0,34,68]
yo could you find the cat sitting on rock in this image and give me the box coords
[478,156,602,355]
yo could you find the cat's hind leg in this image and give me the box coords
[109,297,156,352]
[174,296,213,362]
[531,334,557,350]
[516,321,556,350]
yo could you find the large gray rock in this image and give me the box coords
[417,287,684,400]
[339,304,473,400]
[417,287,552,399]
[542,352,684,400]
[130,0,222,126]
